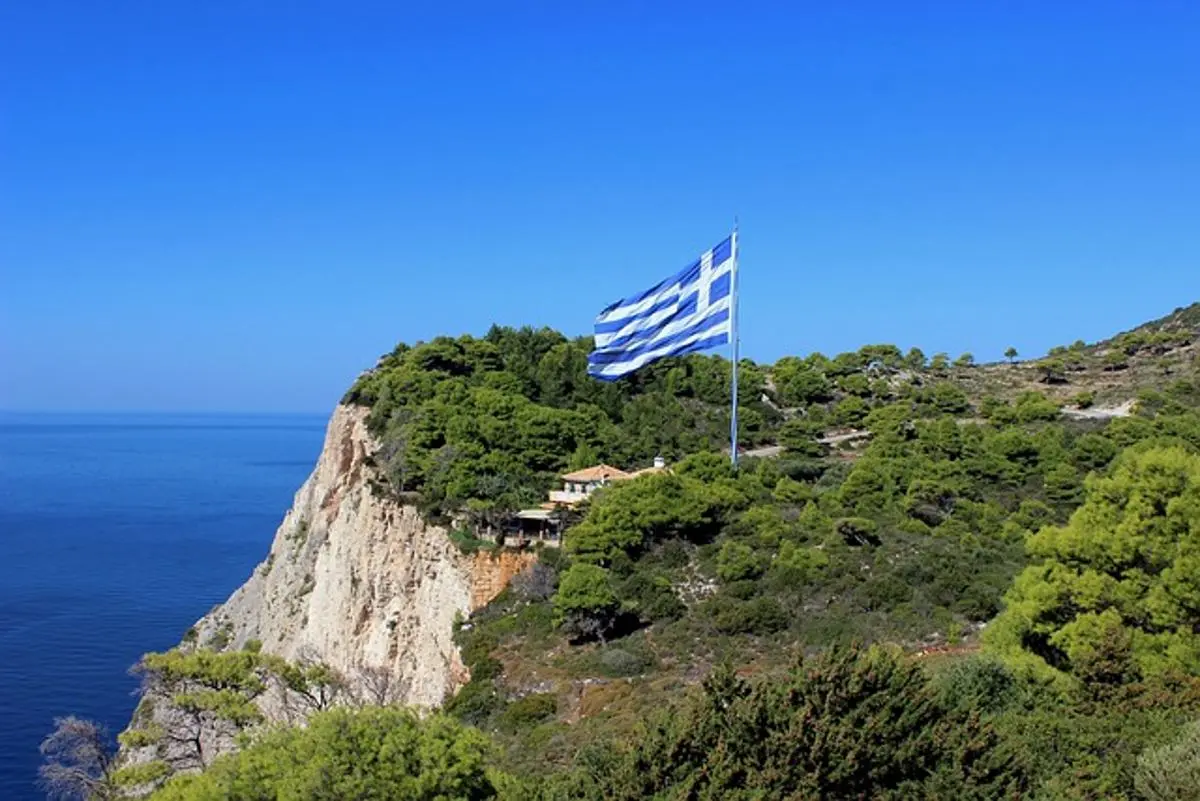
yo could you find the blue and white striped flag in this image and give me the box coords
[587,234,736,381]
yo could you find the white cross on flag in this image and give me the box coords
[587,234,736,381]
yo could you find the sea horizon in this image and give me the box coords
[0,412,327,799]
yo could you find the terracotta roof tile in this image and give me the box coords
[560,464,630,482]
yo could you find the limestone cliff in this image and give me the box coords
[191,403,530,709]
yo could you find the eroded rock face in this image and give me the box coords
[120,405,549,786]
[471,550,540,610]
[193,404,475,708]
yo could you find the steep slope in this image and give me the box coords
[115,403,542,790]
[1105,301,1200,341]
[113,313,1200,800]
[190,404,525,708]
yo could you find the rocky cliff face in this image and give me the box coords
[191,404,528,709]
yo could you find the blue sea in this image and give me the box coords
[0,413,327,800]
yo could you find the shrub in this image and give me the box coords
[205,625,232,651]
[710,596,788,635]
[501,693,558,732]
[444,678,504,727]
[1104,350,1128,371]
[933,656,1019,716]
[1072,433,1117,471]
[583,646,1023,799]
[616,569,685,622]
[449,527,494,555]
[1135,719,1200,801]
[596,646,655,677]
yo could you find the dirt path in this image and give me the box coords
[738,430,872,460]
[1062,399,1136,420]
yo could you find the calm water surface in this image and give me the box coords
[0,413,326,800]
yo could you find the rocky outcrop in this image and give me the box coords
[192,404,520,709]
[470,550,540,609]
[117,403,548,788]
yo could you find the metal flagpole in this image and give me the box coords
[730,220,740,468]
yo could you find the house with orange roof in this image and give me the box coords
[548,463,631,506]
[510,457,670,545]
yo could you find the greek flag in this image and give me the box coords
[588,234,736,381]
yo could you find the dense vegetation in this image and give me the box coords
[149,708,497,801]
[385,318,1200,798]
[343,326,774,520]
[48,309,1200,800]
[988,446,1200,685]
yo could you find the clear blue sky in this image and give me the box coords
[2,2,1198,412]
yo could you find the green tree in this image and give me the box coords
[566,473,732,564]
[567,441,599,471]
[1072,433,1118,471]
[929,353,951,372]
[1005,346,1019,363]
[715,540,766,582]
[929,382,971,415]
[148,708,498,801]
[980,395,1017,425]
[1014,391,1060,423]
[554,563,621,642]
[833,396,870,427]
[776,365,832,405]
[347,326,766,520]
[129,648,274,774]
[579,646,1022,799]
[1042,462,1082,506]
[535,341,591,407]
[858,343,904,368]
[778,418,826,457]
[829,351,866,377]
[1038,358,1067,384]
[954,352,975,368]
[986,446,1200,685]
[838,458,896,518]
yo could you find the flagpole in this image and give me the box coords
[730,221,740,469]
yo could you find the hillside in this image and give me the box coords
[103,308,1200,800]
[343,310,1200,796]
[956,301,1200,409]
